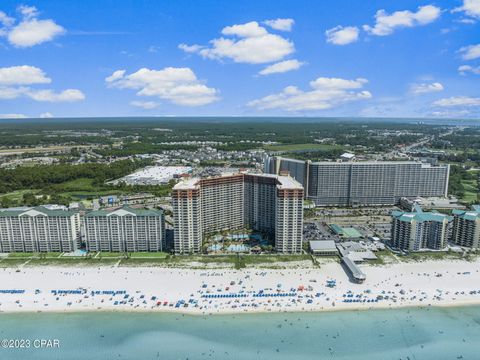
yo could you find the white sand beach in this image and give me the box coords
[1,259,480,314]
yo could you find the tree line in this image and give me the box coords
[0,159,151,194]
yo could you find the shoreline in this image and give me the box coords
[2,299,480,317]
[1,259,480,316]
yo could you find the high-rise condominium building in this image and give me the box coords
[265,156,450,206]
[452,205,480,248]
[0,205,80,253]
[84,206,165,252]
[172,173,304,254]
[391,205,451,251]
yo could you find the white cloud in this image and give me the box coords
[457,18,476,24]
[39,112,53,118]
[0,11,15,27]
[458,64,480,75]
[26,89,85,102]
[325,26,359,45]
[0,65,51,85]
[263,18,294,31]
[178,43,204,53]
[431,109,471,117]
[105,70,126,83]
[258,59,304,75]
[459,44,480,60]
[148,45,160,53]
[0,86,28,99]
[106,67,219,106]
[248,76,371,111]
[222,22,267,37]
[0,65,84,103]
[8,19,65,47]
[130,100,159,109]
[363,5,441,36]
[179,21,294,64]
[17,5,39,19]
[0,6,64,48]
[453,0,480,19]
[433,96,480,107]
[410,82,444,94]
[0,113,27,119]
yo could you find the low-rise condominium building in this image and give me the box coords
[0,205,80,253]
[84,206,165,252]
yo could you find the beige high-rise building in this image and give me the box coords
[172,173,303,254]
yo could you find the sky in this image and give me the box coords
[0,0,479,119]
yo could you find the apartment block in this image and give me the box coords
[391,205,451,251]
[265,156,450,206]
[84,206,165,252]
[172,173,303,254]
[452,205,480,248]
[0,205,80,253]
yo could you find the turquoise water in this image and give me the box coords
[1,306,479,359]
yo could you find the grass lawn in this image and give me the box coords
[52,178,125,199]
[0,189,40,201]
[398,251,465,262]
[0,252,313,268]
[368,250,399,265]
[242,254,311,264]
[5,252,38,259]
[6,252,63,259]
[26,258,120,266]
[0,258,29,268]
[461,178,478,203]
[263,143,341,152]
[52,178,98,192]
[0,178,125,204]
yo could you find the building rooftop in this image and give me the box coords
[117,165,192,185]
[173,172,303,191]
[392,209,451,223]
[392,204,451,223]
[340,152,355,160]
[309,160,449,167]
[330,224,363,238]
[342,256,366,281]
[452,205,480,221]
[85,206,163,217]
[0,206,78,217]
[275,174,303,190]
[172,176,201,190]
[309,240,337,252]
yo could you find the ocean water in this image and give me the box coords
[0,307,479,359]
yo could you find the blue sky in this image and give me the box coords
[0,0,479,119]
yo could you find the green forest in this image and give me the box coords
[0,158,166,207]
